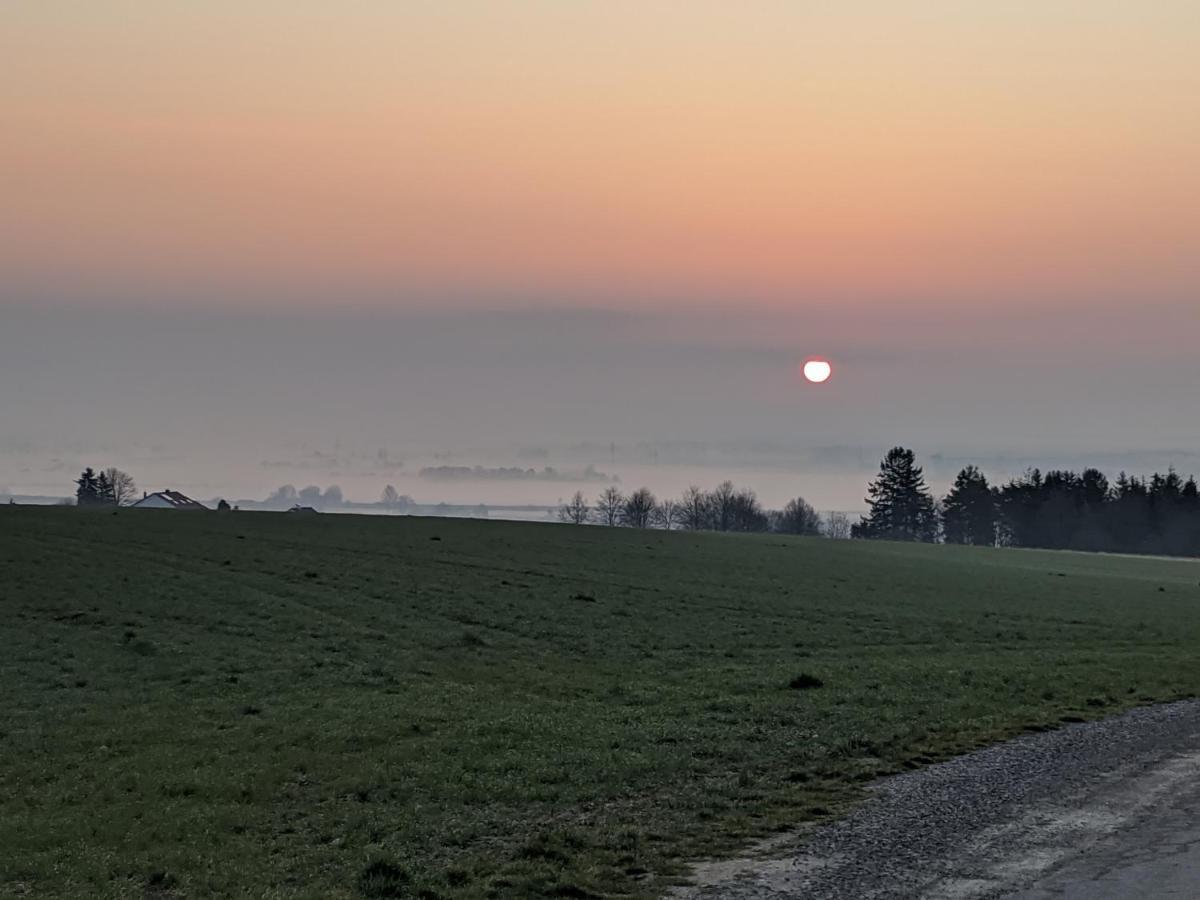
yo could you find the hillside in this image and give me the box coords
[3,507,1200,899]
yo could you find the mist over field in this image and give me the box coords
[2,302,1197,510]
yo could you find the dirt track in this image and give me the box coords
[672,700,1200,899]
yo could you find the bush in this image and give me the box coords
[788,673,824,690]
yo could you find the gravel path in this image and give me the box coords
[672,700,1200,899]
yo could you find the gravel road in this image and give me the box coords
[671,700,1200,899]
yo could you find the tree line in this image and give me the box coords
[70,449,1200,557]
[557,447,1200,557]
[852,446,1200,556]
[558,482,852,538]
[74,467,137,507]
[265,484,345,510]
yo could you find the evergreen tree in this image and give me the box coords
[95,471,115,505]
[991,466,1200,555]
[75,468,100,506]
[1080,468,1110,507]
[854,447,937,542]
[996,468,1043,547]
[941,465,996,545]
[1183,477,1199,507]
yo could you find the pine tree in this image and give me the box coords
[854,447,937,542]
[95,471,115,505]
[75,468,100,506]
[1183,477,1199,506]
[941,465,995,546]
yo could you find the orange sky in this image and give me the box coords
[3,2,1198,312]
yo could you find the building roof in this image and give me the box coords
[132,490,209,510]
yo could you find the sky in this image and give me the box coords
[2,2,1198,508]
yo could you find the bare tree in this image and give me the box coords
[678,485,709,531]
[823,511,853,540]
[774,496,822,535]
[622,487,656,528]
[102,468,138,506]
[710,480,737,531]
[558,490,590,525]
[653,499,679,530]
[594,486,624,526]
[729,487,768,532]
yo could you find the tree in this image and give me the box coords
[653,499,679,530]
[854,447,937,542]
[941,465,996,546]
[1184,477,1199,506]
[729,488,768,532]
[622,487,656,528]
[102,468,137,506]
[558,491,590,525]
[823,511,852,540]
[995,468,1045,547]
[678,486,709,531]
[709,481,737,531]
[75,468,99,506]
[381,484,401,506]
[216,498,231,511]
[95,471,114,505]
[594,486,624,526]
[774,496,822,535]
[322,485,344,508]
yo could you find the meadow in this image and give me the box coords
[3,506,1200,899]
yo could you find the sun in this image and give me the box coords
[802,358,832,384]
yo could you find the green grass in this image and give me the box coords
[3,506,1200,899]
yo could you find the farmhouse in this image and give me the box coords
[131,490,208,510]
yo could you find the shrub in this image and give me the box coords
[788,673,824,690]
[358,858,411,898]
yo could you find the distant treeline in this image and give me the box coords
[852,447,1200,556]
[69,451,1200,557]
[557,448,1200,558]
[557,483,849,538]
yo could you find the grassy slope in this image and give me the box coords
[3,507,1200,899]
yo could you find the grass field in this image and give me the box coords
[4,506,1200,899]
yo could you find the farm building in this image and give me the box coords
[130,490,208,510]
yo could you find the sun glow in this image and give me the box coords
[802,359,833,384]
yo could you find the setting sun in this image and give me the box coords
[803,359,833,384]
